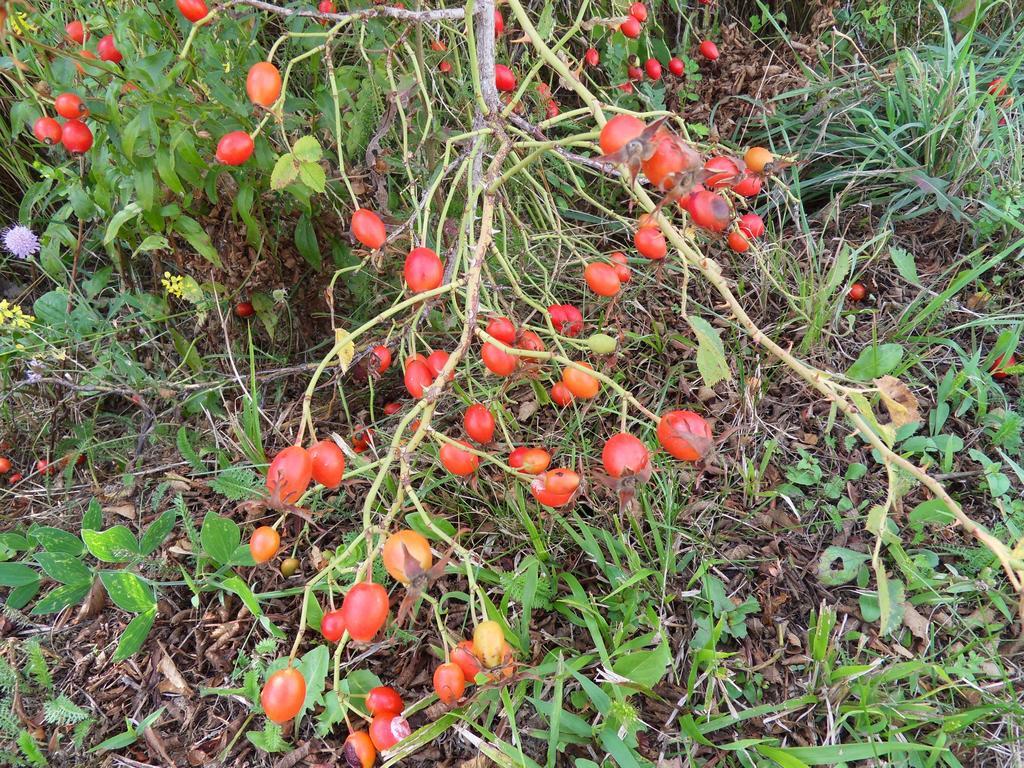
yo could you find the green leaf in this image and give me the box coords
[177,427,205,472]
[29,526,84,555]
[170,327,204,374]
[18,730,46,767]
[687,315,731,386]
[270,155,299,190]
[246,721,291,753]
[296,645,330,724]
[33,290,72,326]
[156,148,185,195]
[0,532,32,557]
[103,203,142,245]
[294,215,321,270]
[200,512,241,566]
[220,575,284,638]
[68,184,98,220]
[859,577,905,635]
[611,643,670,688]
[172,215,223,268]
[298,162,326,194]
[137,234,169,252]
[335,669,382,719]
[0,563,42,589]
[783,741,934,764]
[31,581,92,615]
[535,1,555,39]
[113,608,158,662]
[210,467,263,501]
[824,243,852,296]
[818,546,869,586]
[33,552,92,585]
[7,581,41,610]
[889,246,920,285]
[82,526,139,563]
[82,499,103,531]
[90,725,140,753]
[755,745,811,768]
[140,507,178,555]
[291,135,322,162]
[100,571,156,612]
[846,343,904,380]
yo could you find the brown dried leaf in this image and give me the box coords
[104,501,137,520]
[517,397,540,422]
[902,602,930,643]
[157,644,192,695]
[875,375,920,427]
[76,577,106,621]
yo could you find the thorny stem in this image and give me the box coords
[507,4,1024,616]
[296,280,462,444]
[275,0,1024,684]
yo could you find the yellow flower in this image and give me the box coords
[0,300,35,331]
[161,271,186,299]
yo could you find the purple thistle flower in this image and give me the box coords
[3,225,40,259]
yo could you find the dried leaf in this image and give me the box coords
[901,602,930,643]
[335,329,355,372]
[104,502,136,520]
[157,643,191,695]
[875,375,920,427]
[516,397,540,421]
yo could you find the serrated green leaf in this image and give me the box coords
[889,246,919,285]
[292,135,322,162]
[270,154,299,190]
[210,467,263,501]
[298,161,326,193]
[176,426,205,472]
[687,315,731,386]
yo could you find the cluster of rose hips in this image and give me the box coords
[597,1,718,92]
[29,21,130,153]
[0,456,19,486]
[32,90,94,154]
[618,2,650,40]
[597,114,771,255]
[251,443,521,757]
[0,451,85,487]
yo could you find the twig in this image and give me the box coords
[222,0,464,23]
